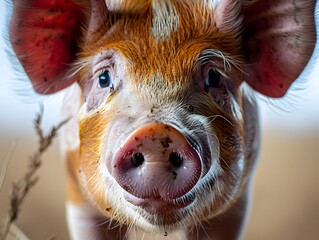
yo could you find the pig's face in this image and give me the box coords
[9,0,316,235]
[77,4,248,230]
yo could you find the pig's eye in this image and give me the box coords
[98,70,113,88]
[204,69,221,90]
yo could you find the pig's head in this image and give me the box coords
[10,0,316,233]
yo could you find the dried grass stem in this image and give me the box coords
[0,109,68,240]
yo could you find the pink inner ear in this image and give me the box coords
[10,0,85,94]
[242,0,316,97]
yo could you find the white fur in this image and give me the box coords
[151,0,179,40]
[67,203,187,240]
[67,203,107,240]
[128,228,186,240]
[60,83,82,154]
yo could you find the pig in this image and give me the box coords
[8,0,316,239]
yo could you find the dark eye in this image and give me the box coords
[98,70,112,88]
[204,69,221,90]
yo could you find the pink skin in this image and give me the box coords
[9,0,85,93]
[111,123,201,209]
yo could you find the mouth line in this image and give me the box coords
[123,190,196,215]
[124,193,197,226]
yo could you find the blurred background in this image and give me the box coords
[0,2,318,240]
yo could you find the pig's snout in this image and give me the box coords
[112,123,201,201]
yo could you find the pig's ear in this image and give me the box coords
[216,0,317,97]
[10,0,87,94]
[241,0,317,97]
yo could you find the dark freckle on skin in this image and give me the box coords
[164,126,171,131]
[105,207,112,212]
[160,136,172,154]
[114,164,117,168]
[21,56,28,63]
[17,20,23,28]
[160,136,172,148]
[265,73,270,79]
[13,39,22,45]
[134,137,140,141]
[49,8,58,14]
[164,232,168,236]
[279,83,284,89]
[172,171,177,180]
[271,46,277,53]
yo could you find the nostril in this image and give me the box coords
[132,152,145,167]
[169,152,184,168]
